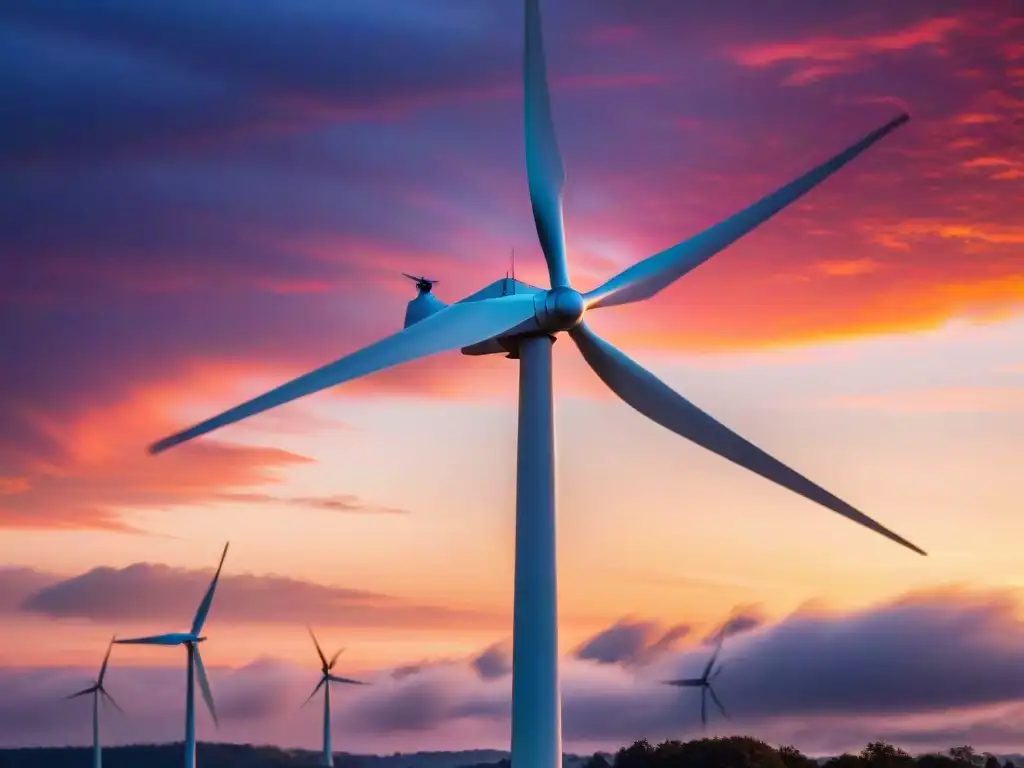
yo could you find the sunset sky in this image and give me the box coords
[2,0,1023,758]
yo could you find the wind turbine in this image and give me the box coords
[664,634,729,731]
[115,543,228,768]
[142,1,925,766]
[65,636,123,768]
[302,627,366,767]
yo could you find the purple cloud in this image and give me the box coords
[13,563,491,629]
[471,642,512,681]
[6,589,1024,754]
[574,619,690,666]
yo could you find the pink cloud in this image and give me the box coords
[728,17,962,75]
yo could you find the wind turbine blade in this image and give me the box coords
[708,686,730,720]
[583,113,910,310]
[308,626,329,670]
[327,647,345,671]
[97,635,115,685]
[115,634,187,646]
[702,635,725,679]
[664,678,704,687]
[149,294,539,454]
[710,663,725,681]
[700,687,707,728]
[523,0,570,289]
[302,677,327,708]
[327,674,366,686]
[101,688,125,716]
[569,323,925,555]
[191,542,229,636]
[66,685,96,699]
[193,646,218,728]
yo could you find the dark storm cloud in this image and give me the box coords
[16,562,491,629]
[574,619,690,666]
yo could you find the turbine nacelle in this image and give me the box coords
[454,285,585,350]
[536,286,585,332]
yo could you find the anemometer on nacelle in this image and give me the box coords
[401,272,448,329]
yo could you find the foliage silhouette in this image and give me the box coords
[0,740,1019,768]
[778,745,816,768]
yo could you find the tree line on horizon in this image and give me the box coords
[0,739,1017,768]
[578,738,1019,768]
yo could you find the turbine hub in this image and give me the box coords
[539,286,585,332]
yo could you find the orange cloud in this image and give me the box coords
[816,258,882,277]
[961,156,1017,168]
[992,169,1024,180]
[585,231,1024,354]
[0,476,30,495]
[729,17,962,70]
[0,373,312,532]
[872,220,1024,248]
[954,112,1002,125]
[564,89,1024,353]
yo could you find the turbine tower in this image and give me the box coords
[664,634,729,731]
[65,636,122,768]
[115,543,228,768]
[302,627,366,767]
[142,2,925,767]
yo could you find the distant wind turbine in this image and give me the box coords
[65,636,122,768]
[664,634,730,730]
[302,627,366,767]
[115,542,228,768]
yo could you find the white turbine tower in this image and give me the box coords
[302,627,366,767]
[143,2,925,767]
[65,636,122,768]
[115,543,228,768]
